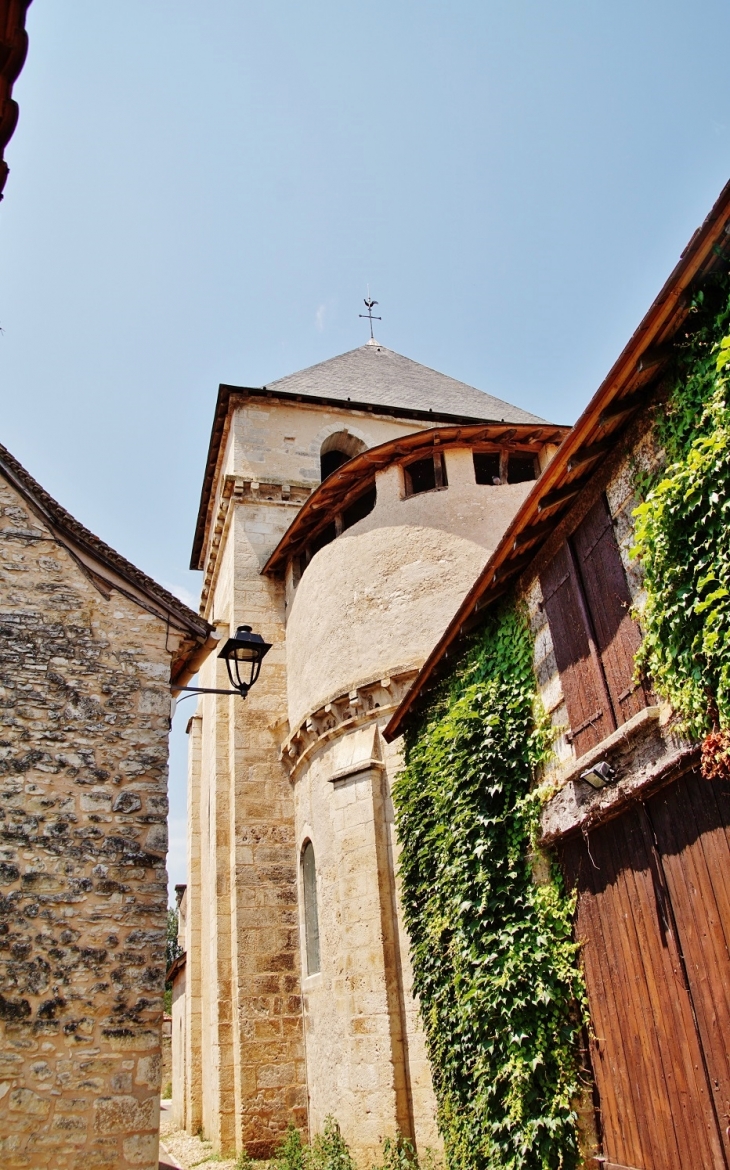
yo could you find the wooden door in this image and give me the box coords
[561,769,730,1169]
[647,773,730,1147]
[541,542,615,757]
[572,495,647,724]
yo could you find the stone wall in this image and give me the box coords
[0,474,184,1169]
[292,721,441,1164]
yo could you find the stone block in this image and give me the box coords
[93,1093,157,1135]
[122,1131,159,1164]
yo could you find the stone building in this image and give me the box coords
[178,341,568,1160]
[386,180,730,1169]
[0,443,212,1170]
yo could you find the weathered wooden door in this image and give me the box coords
[561,768,730,1169]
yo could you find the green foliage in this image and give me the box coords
[309,1117,357,1170]
[235,1148,253,1170]
[167,905,182,970]
[633,344,730,736]
[394,607,586,1170]
[371,1134,443,1170]
[654,271,730,463]
[274,1124,307,1170]
[275,1118,354,1170]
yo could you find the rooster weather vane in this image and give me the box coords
[359,292,381,341]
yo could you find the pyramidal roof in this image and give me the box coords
[264,341,547,425]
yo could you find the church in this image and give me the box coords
[172,337,568,1160]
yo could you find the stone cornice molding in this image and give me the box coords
[280,668,419,781]
[200,474,312,618]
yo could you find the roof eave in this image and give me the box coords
[0,446,211,673]
[384,176,730,743]
[191,381,554,571]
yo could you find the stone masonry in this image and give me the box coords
[0,448,209,1170]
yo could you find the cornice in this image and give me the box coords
[199,474,312,618]
[280,668,420,782]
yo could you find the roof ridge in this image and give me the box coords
[0,442,208,637]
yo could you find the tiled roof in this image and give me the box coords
[0,443,210,661]
[384,176,730,742]
[0,1,33,200]
[265,342,547,425]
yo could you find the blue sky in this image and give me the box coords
[2,0,730,891]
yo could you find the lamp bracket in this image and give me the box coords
[170,685,249,698]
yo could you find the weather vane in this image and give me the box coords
[359,290,381,341]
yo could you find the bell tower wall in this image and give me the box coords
[185,398,431,1158]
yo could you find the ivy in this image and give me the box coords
[632,271,730,739]
[654,270,730,463]
[394,607,586,1170]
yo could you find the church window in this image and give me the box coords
[507,453,537,483]
[342,485,376,531]
[320,432,368,482]
[404,452,448,497]
[473,451,501,485]
[321,449,351,480]
[302,841,321,975]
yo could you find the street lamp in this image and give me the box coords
[172,624,272,702]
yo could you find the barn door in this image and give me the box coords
[561,768,730,1169]
[646,773,730,1148]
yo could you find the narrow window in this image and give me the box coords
[320,432,367,482]
[507,453,537,483]
[302,841,321,975]
[404,452,447,497]
[539,494,647,757]
[309,522,337,557]
[320,449,351,480]
[342,485,376,530]
[473,452,501,485]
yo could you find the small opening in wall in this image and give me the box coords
[320,431,367,482]
[342,486,376,530]
[473,451,501,485]
[507,453,538,483]
[320,449,351,480]
[309,522,337,557]
[302,841,321,975]
[404,452,448,497]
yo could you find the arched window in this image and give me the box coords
[301,841,321,975]
[320,432,367,482]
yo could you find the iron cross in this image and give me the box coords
[359,294,382,340]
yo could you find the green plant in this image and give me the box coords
[654,272,730,463]
[167,905,182,968]
[309,1116,356,1170]
[371,1134,420,1170]
[235,1148,254,1170]
[632,284,730,739]
[394,606,586,1170]
[274,1123,307,1170]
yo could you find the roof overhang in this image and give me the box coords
[0,443,212,685]
[191,382,553,572]
[0,0,32,200]
[384,177,730,742]
[263,421,569,576]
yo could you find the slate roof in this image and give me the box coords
[264,342,547,425]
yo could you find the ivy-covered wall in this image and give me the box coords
[394,267,730,1170]
[633,270,730,767]
[394,608,586,1170]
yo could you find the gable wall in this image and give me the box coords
[0,474,178,1170]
